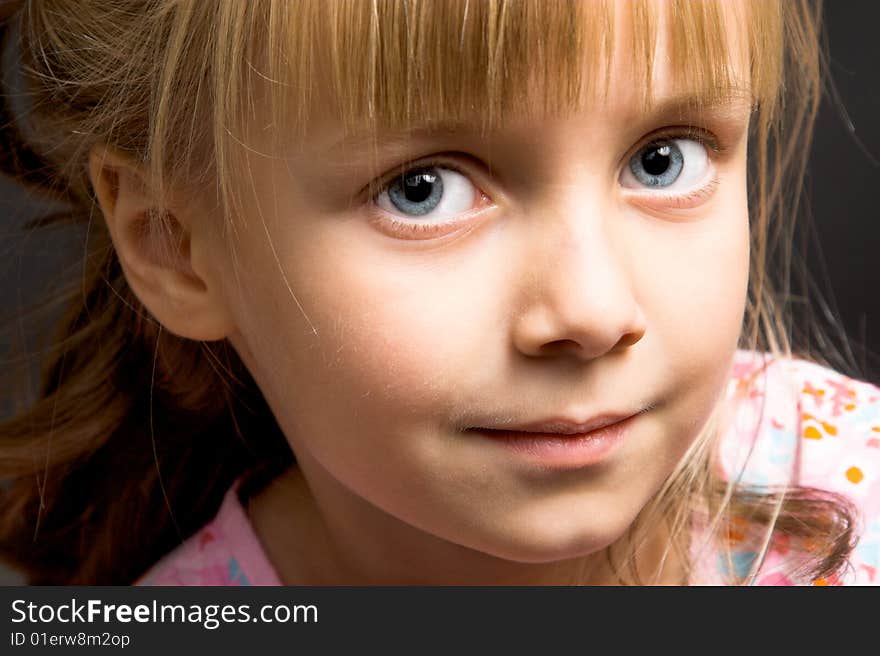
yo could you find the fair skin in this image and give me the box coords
[89,4,752,584]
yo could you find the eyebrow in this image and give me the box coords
[636,89,753,125]
[322,89,753,168]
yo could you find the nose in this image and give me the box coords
[511,200,647,362]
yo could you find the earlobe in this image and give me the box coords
[87,145,235,342]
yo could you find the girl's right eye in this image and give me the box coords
[376,165,476,219]
[368,163,491,239]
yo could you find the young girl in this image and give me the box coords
[0,0,877,586]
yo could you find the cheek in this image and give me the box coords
[609,168,751,470]
[234,236,480,438]
[633,176,750,362]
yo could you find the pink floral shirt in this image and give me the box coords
[135,350,880,586]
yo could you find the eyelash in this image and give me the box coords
[366,127,725,238]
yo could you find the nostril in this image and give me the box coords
[540,339,581,355]
[615,332,643,349]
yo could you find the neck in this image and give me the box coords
[246,464,688,586]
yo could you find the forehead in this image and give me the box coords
[250,0,773,148]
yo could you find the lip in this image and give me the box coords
[480,412,638,435]
[466,411,642,469]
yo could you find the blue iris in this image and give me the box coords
[387,167,444,216]
[628,140,684,187]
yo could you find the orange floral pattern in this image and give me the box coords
[694,350,880,585]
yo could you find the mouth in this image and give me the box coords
[464,410,645,469]
[466,409,642,436]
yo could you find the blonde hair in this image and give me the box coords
[0,0,857,584]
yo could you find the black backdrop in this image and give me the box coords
[793,2,880,382]
[2,0,879,397]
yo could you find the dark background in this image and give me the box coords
[792,2,880,383]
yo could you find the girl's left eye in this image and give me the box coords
[619,138,712,192]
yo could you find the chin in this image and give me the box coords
[466,510,632,565]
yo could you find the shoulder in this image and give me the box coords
[719,349,880,584]
[721,350,880,492]
[133,479,283,586]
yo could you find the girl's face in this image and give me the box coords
[201,4,752,580]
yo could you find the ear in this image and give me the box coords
[87,144,235,342]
